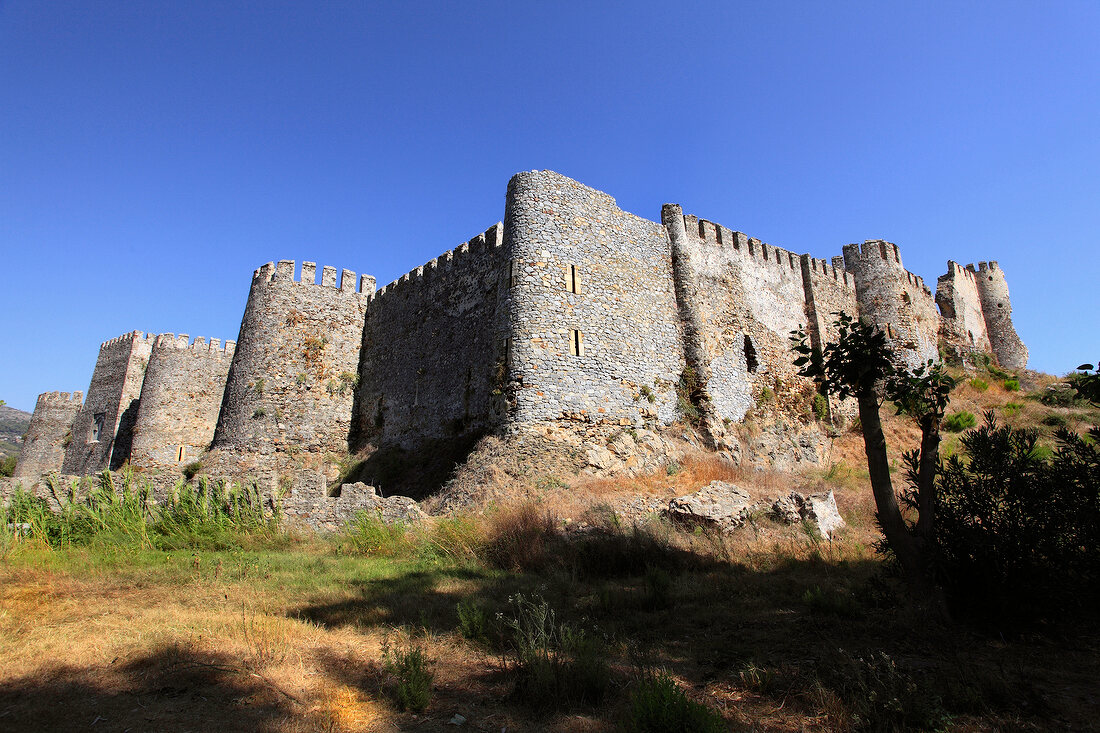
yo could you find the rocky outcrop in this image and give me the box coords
[771,490,845,539]
[667,482,845,539]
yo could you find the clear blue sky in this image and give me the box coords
[2,1,1097,411]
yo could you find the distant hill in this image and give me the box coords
[0,403,31,458]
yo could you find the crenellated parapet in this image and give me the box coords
[152,332,236,357]
[936,260,993,362]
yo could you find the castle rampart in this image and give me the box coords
[14,391,84,480]
[129,333,236,471]
[505,170,685,430]
[211,260,370,469]
[351,223,511,457]
[971,261,1028,370]
[61,331,153,475]
[936,261,993,362]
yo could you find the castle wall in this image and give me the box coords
[211,261,370,466]
[14,391,83,480]
[972,261,1028,370]
[351,223,511,452]
[61,331,153,475]
[130,333,236,471]
[936,261,993,362]
[842,240,940,369]
[505,170,685,429]
[665,208,818,425]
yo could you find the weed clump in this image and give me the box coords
[624,671,726,733]
[943,411,977,432]
[382,637,433,712]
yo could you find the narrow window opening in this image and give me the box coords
[568,329,584,357]
[177,445,185,462]
[565,264,581,294]
[91,413,105,442]
[902,292,911,304]
[743,335,759,373]
[508,260,520,288]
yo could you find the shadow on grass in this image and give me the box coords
[0,645,301,733]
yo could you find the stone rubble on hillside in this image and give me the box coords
[666,480,845,539]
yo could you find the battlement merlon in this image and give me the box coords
[35,390,84,407]
[99,330,154,351]
[250,260,375,295]
[370,222,504,301]
[152,332,236,356]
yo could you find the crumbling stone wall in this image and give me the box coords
[210,261,371,473]
[62,331,153,475]
[14,391,83,480]
[129,333,235,472]
[351,223,511,453]
[664,206,817,427]
[936,261,993,362]
[972,261,1028,370]
[843,241,940,369]
[505,170,685,431]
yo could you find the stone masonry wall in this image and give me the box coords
[842,240,940,369]
[972,261,1028,370]
[130,333,236,472]
[936,261,993,362]
[14,391,84,480]
[62,331,153,475]
[351,223,511,452]
[666,207,817,426]
[505,171,685,431]
[210,261,371,475]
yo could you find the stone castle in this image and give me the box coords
[14,170,1028,488]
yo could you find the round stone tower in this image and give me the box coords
[14,391,84,481]
[210,260,372,470]
[842,240,941,369]
[971,261,1028,370]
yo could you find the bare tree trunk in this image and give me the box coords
[914,414,940,541]
[856,384,932,597]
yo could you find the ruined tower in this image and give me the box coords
[935,261,993,362]
[14,391,84,480]
[129,333,235,471]
[61,331,154,475]
[842,240,940,369]
[971,261,1028,370]
[210,260,371,469]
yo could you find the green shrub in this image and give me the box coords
[943,411,977,432]
[812,393,829,421]
[935,415,1100,626]
[1040,383,1081,407]
[181,461,203,481]
[455,599,488,641]
[502,593,611,708]
[624,671,726,733]
[1002,402,1023,417]
[1003,378,1020,392]
[382,637,433,712]
[818,649,946,732]
[1041,413,1067,428]
[0,455,16,478]
[968,378,989,392]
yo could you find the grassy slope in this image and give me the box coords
[0,403,30,459]
[0,370,1097,732]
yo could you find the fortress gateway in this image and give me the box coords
[15,171,1027,486]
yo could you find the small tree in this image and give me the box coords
[792,313,954,600]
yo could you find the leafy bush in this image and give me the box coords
[501,593,611,708]
[812,393,829,421]
[943,411,977,432]
[0,454,16,478]
[624,671,726,733]
[1039,383,1081,407]
[968,378,989,392]
[382,637,433,712]
[934,414,1100,626]
[1002,378,1020,392]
